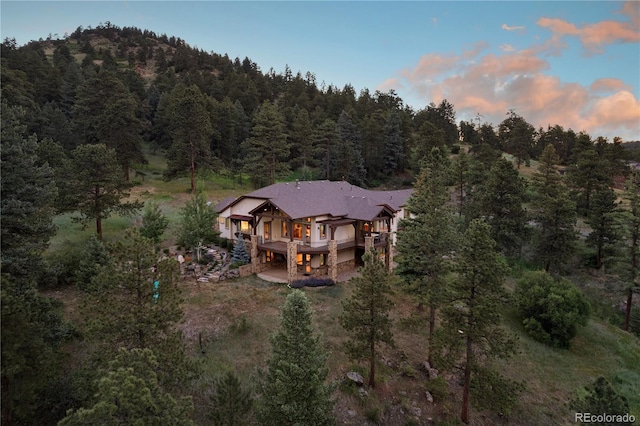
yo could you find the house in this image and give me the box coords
[214,180,412,283]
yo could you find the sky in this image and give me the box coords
[2,1,639,141]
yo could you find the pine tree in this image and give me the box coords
[570,377,630,419]
[59,348,194,426]
[83,230,192,389]
[623,171,640,331]
[336,109,366,185]
[340,249,395,388]
[289,107,314,177]
[140,201,169,245]
[436,219,521,424]
[586,188,621,270]
[312,118,340,180]
[531,144,578,272]
[73,71,145,179]
[396,148,456,366]
[383,109,405,174]
[163,84,214,192]
[452,151,471,216]
[476,158,528,256]
[75,235,112,293]
[257,290,335,425]
[64,143,143,240]
[244,100,290,187]
[178,186,219,251]
[208,371,253,426]
[1,101,57,278]
[498,111,535,168]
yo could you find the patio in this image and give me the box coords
[257,267,361,284]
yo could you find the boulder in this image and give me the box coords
[358,387,369,398]
[426,391,434,403]
[428,368,439,379]
[346,371,364,387]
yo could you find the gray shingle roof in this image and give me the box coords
[220,180,412,221]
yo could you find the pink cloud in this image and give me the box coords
[469,51,548,78]
[400,53,459,82]
[590,78,633,93]
[537,9,640,54]
[376,77,403,93]
[462,41,490,59]
[502,24,525,32]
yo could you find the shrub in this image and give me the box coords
[290,277,335,289]
[425,376,449,401]
[570,377,630,418]
[515,271,590,348]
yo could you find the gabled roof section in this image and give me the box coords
[214,196,238,213]
[218,180,412,220]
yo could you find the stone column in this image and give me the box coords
[287,241,298,284]
[364,235,374,252]
[251,235,259,273]
[328,239,338,282]
[384,232,393,271]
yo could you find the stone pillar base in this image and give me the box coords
[328,240,338,282]
[287,241,298,284]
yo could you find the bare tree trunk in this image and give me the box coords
[190,142,196,193]
[369,338,376,388]
[461,335,472,424]
[96,216,103,241]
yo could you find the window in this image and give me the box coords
[319,224,326,240]
[293,223,303,239]
[225,218,230,230]
[264,222,271,240]
[320,254,325,266]
[379,221,389,232]
[281,221,289,238]
[240,221,251,233]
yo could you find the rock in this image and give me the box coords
[426,391,434,403]
[346,371,364,387]
[358,387,369,398]
[347,410,357,418]
[421,361,431,372]
[428,368,439,379]
[409,406,422,417]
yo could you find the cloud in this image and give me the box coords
[376,77,403,93]
[537,5,640,55]
[392,46,639,140]
[500,43,515,53]
[590,78,633,93]
[502,24,525,31]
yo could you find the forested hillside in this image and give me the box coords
[2,23,639,425]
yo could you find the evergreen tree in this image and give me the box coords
[568,147,612,214]
[570,377,630,421]
[1,101,57,278]
[59,348,194,426]
[257,290,335,426]
[83,229,192,389]
[336,109,366,185]
[312,118,340,180]
[289,107,314,176]
[340,249,395,388]
[435,219,521,424]
[530,145,578,272]
[74,71,145,179]
[163,84,214,192]
[622,171,640,331]
[498,110,535,168]
[140,201,169,245]
[452,150,471,216]
[208,371,253,426]
[75,235,112,293]
[178,186,220,251]
[1,274,69,425]
[383,109,405,174]
[475,158,528,256]
[244,100,290,187]
[231,235,251,265]
[586,188,621,270]
[64,143,143,240]
[396,148,456,366]
[411,121,445,172]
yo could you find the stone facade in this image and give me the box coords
[328,240,338,282]
[384,232,394,271]
[287,241,298,284]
